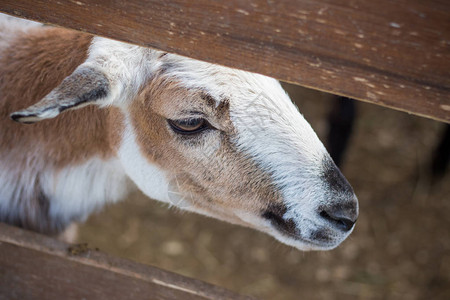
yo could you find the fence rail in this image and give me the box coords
[0,0,449,122]
[0,223,253,300]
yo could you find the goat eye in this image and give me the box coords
[168,118,208,134]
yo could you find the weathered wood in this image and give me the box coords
[0,223,254,300]
[0,0,449,122]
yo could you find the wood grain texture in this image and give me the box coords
[0,0,449,122]
[0,223,254,300]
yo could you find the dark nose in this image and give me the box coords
[320,208,356,231]
[320,158,358,231]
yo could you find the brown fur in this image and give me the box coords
[0,27,122,169]
[0,26,124,234]
[129,76,283,225]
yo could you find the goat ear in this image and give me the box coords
[11,66,111,124]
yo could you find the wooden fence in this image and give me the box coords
[1,0,449,122]
[0,0,449,299]
[0,223,254,300]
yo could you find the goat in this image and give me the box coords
[0,14,358,251]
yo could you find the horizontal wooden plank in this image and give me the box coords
[0,0,449,122]
[0,223,254,300]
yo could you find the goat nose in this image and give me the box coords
[320,158,358,231]
[320,207,357,232]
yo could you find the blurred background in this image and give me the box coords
[77,84,450,300]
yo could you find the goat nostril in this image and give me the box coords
[336,217,355,231]
[320,210,355,231]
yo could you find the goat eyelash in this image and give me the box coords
[167,118,212,135]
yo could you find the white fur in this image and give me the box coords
[86,37,161,107]
[0,159,39,225]
[42,157,131,224]
[0,14,41,52]
[0,156,131,229]
[117,112,172,203]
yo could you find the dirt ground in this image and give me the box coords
[78,84,450,300]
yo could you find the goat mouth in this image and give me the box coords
[261,203,302,238]
[262,210,297,235]
[261,210,312,243]
[262,210,340,248]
